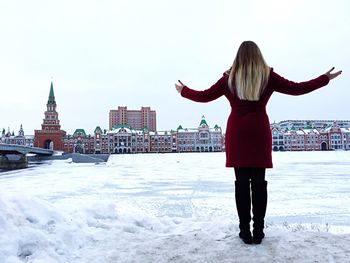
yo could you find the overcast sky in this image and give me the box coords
[0,0,348,135]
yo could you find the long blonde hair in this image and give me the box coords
[228,41,270,101]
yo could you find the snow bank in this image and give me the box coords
[0,195,87,262]
[1,195,350,263]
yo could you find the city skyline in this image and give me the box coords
[3,117,350,153]
[2,80,350,136]
[1,0,349,135]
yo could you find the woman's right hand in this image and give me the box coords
[175,80,185,94]
[325,67,342,80]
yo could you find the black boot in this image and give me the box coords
[251,180,268,244]
[235,181,252,244]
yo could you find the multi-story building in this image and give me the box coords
[1,125,34,146]
[55,116,220,155]
[278,120,350,130]
[106,125,140,154]
[34,82,66,150]
[31,82,349,154]
[322,123,350,150]
[177,116,223,152]
[303,129,321,151]
[283,129,308,151]
[149,130,176,153]
[90,125,150,154]
[109,106,156,131]
[271,123,285,151]
[94,126,109,154]
[271,121,350,151]
[63,129,95,154]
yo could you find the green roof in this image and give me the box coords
[73,129,87,137]
[112,124,132,130]
[94,126,102,133]
[48,81,56,104]
[177,125,183,130]
[199,115,208,127]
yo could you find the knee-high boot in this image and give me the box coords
[251,180,268,244]
[235,181,252,244]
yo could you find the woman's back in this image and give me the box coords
[176,40,341,168]
[175,40,342,245]
[180,68,331,168]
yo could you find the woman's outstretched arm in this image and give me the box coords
[271,67,342,96]
[175,75,227,103]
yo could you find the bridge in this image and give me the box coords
[0,144,54,170]
[0,143,53,155]
[0,144,54,155]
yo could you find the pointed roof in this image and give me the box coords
[199,115,208,127]
[48,81,56,104]
[73,129,87,137]
[94,126,103,133]
[19,124,24,136]
[112,124,132,130]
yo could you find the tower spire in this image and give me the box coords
[48,80,56,104]
[19,124,24,137]
[199,115,208,127]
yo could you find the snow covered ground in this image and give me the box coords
[1,151,350,263]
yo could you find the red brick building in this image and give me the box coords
[109,106,156,131]
[34,82,66,150]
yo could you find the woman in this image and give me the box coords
[175,41,342,245]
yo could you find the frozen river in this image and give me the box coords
[2,151,350,226]
[1,151,350,262]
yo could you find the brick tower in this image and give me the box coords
[34,81,66,150]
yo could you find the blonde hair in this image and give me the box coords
[228,41,270,101]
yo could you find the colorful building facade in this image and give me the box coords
[271,121,350,151]
[28,82,350,154]
[176,116,223,152]
[61,116,222,154]
[109,106,156,131]
[63,129,95,154]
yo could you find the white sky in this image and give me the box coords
[0,0,349,135]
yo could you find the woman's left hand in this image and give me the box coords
[325,67,342,80]
[175,80,185,94]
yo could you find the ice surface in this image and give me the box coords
[1,151,350,262]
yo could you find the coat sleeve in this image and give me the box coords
[271,71,330,96]
[180,75,227,103]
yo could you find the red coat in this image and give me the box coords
[181,69,330,168]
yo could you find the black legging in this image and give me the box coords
[234,167,266,183]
